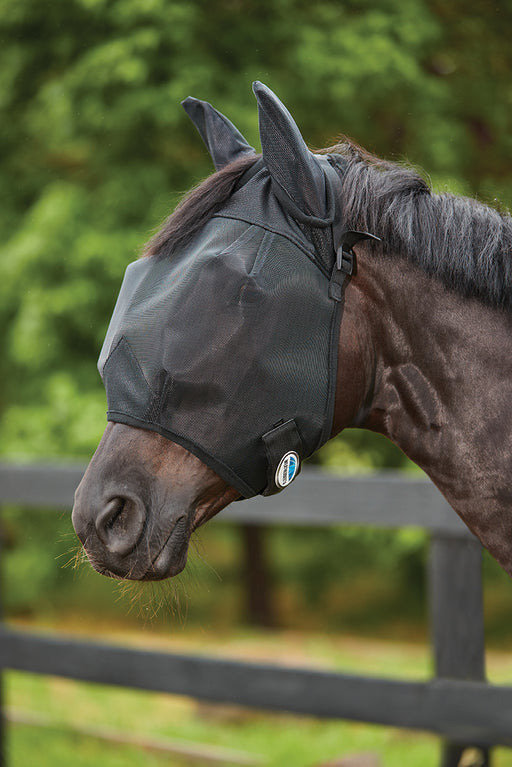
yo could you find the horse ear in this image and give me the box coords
[182,97,256,171]
[252,81,329,222]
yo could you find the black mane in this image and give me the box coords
[329,142,512,310]
[145,142,512,310]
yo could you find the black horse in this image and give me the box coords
[72,83,512,582]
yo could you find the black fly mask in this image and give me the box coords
[98,82,377,497]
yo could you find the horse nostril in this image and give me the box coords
[95,495,146,557]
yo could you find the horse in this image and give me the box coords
[72,82,512,583]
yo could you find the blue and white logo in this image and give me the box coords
[275,451,299,489]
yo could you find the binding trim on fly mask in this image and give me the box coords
[98,82,379,497]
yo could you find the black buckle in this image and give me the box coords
[337,230,381,271]
[336,246,355,274]
[329,231,380,303]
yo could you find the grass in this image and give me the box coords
[6,720,440,767]
[5,621,512,767]
[4,513,512,765]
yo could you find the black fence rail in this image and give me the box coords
[1,464,511,766]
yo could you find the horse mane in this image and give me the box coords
[144,140,512,310]
[327,141,512,310]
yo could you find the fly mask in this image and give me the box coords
[98,82,378,497]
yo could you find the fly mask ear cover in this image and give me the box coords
[98,82,367,497]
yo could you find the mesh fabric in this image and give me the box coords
[98,83,346,497]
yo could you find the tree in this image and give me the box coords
[0,0,510,462]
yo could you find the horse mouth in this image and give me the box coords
[84,515,192,582]
[145,516,191,580]
[116,501,225,581]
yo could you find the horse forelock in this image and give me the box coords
[143,154,260,259]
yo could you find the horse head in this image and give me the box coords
[72,83,375,579]
[73,83,512,582]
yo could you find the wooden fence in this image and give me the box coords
[1,463,512,766]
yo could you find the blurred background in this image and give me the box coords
[1,1,512,765]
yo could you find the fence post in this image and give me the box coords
[241,525,276,628]
[428,533,489,767]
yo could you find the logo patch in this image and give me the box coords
[275,451,299,489]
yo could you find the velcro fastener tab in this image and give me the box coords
[262,419,302,495]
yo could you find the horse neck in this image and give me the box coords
[342,247,512,575]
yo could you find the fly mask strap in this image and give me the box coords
[322,159,381,303]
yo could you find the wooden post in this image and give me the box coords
[428,533,490,767]
[240,525,276,628]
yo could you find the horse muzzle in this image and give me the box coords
[72,481,191,580]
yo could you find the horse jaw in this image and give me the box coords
[72,423,240,580]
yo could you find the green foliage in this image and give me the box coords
[2,1,511,639]
[2,17,512,759]
[1,0,511,461]
[2,507,81,615]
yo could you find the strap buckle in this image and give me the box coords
[336,246,355,274]
[329,230,381,302]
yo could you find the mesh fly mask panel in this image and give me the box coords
[98,83,376,497]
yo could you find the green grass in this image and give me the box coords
[4,512,512,765]
[6,672,439,767]
[6,624,512,767]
